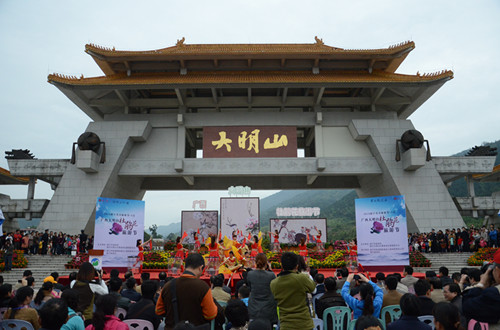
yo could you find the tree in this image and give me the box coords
[148,224,163,239]
[166,233,176,241]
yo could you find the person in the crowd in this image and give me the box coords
[211,273,230,303]
[386,293,431,330]
[44,272,65,291]
[313,273,326,297]
[246,253,277,325]
[61,289,85,330]
[461,268,482,291]
[63,272,78,291]
[135,272,150,295]
[0,283,13,308]
[270,252,315,330]
[33,281,56,309]
[315,276,346,320]
[108,277,131,311]
[439,266,453,287]
[443,283,466,328]
[391,273,409,295]
[3,241,14,271]
[238,285,250,306]
[375,273,387,294]
[156,253,219,329]
[414,279,435,316]
[342,273,383,319]
[429,278,446,303]
[121,277,141,302]
[38,298,69,330]
[4,286,40,329]
[381,276,402,325]
[336,267,349,289]
[401,266,418,293]
[248,319,272,330]
[14,269,33,291]
[125,280,162,330]
[432,302,464,330]
[224,299,249,330]
[355,315,384,330]
[158,271,168,289]
[86,294,128,330]
[462,249,500,327]
[71,262,107,321]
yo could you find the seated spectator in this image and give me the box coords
[439,266,452,287]
[382,276,402,324]
[38,298,69,330]
[14,269,32,291]
[61,289,85,330]
[121,277,141,302]
[225,299,249,330]
[0,284,12,308]
[4,286,40,329]
[425,270,437,279]
[158,271,167,289]
[336,267,349,289]
[109,269,120,280]
[62,272,78,291]
[125,280,161,330]
[136,272,150,294]
[26,275,35,288]
[391,273,409,295]
[461,268,481,291]
[45,271,65,291]
[429,278,446,303]
[86,294,128,330]
[124,270,133,280]
[451,272,461,285]
[238,285,250,306]
[108,277,131,311]
[315,276,346,319]
[401,266,418,292]
[414,279,435,316]
[341,273,383,319]
[211,274,230,303]
[33,281,56,309]
[375,273,386,294]
[386,294,431,330]
[313,273,325,297]
[443,283,466,328]
[355,315,384,330]
[432,302,462,330]
[462,250,500,327]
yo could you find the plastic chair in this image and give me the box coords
[380,305,401,325]
[323,306,351,330]
[115,307,127,320]
[312,293,324,314]
[468,318,488,330]
[217,301,228,308]
[123,319,155,330]
[348,319,356,330]
[312,317,324,330]
[0,319,35,330]
[0,307,8,321]
[418,315,435,329]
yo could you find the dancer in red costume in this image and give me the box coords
[193,232,201,253]
[171,236,187,274]
[315,229,324,252]
[206,235,220,274]
[299,235,309,264]
[272,230,280,252]
[133,238,151,273]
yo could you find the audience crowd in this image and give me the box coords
[408,224,499,253]
[0,236,499,329]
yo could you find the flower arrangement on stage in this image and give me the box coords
[409,251,431,267]
[467,247,499,266]
[65,253,89,269]
[143,251,172,269]
[0,250,28,271]
[266,250,347,269]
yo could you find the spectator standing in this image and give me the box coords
[270,252,315,330]
[125,280,162,330]
[489,224,498,248]
[79,230,88,253]
[3,241,14,271]
[41,229,49,255]
[13,230,22,250]
[315,276,346,320]
[71,262,108,321]
[156,253,219,329]
[246,253,277,325]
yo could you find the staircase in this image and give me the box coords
[2,254,73,288]
[414,252,478,275]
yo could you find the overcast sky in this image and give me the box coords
[1,0,499,227]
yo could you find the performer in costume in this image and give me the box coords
[315,228,324,252]
[299,235,309,264]
[206,235,220,274]
[172,236,187,274]
[272,230,280,252]
[219,251,242,274]
[133,238,151,273]
[193,232,201,253]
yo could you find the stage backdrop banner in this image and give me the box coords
[220,197,259,239]
[94,197,145,268]
[270,218,326,244]
[181,211,218,244]
[355,195,409,266]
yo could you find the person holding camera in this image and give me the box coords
[462,249,500,327]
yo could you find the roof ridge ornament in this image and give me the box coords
[176,37,186,47]
[314,36,324,46]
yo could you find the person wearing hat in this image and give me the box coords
[462,249,500,327]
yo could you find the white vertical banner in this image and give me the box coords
[0,209,4,234]
[94,198,145,267]
[355,195,409,266]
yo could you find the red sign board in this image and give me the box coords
[203,126,297,158]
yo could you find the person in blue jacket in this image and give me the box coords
[341,273,383,319]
